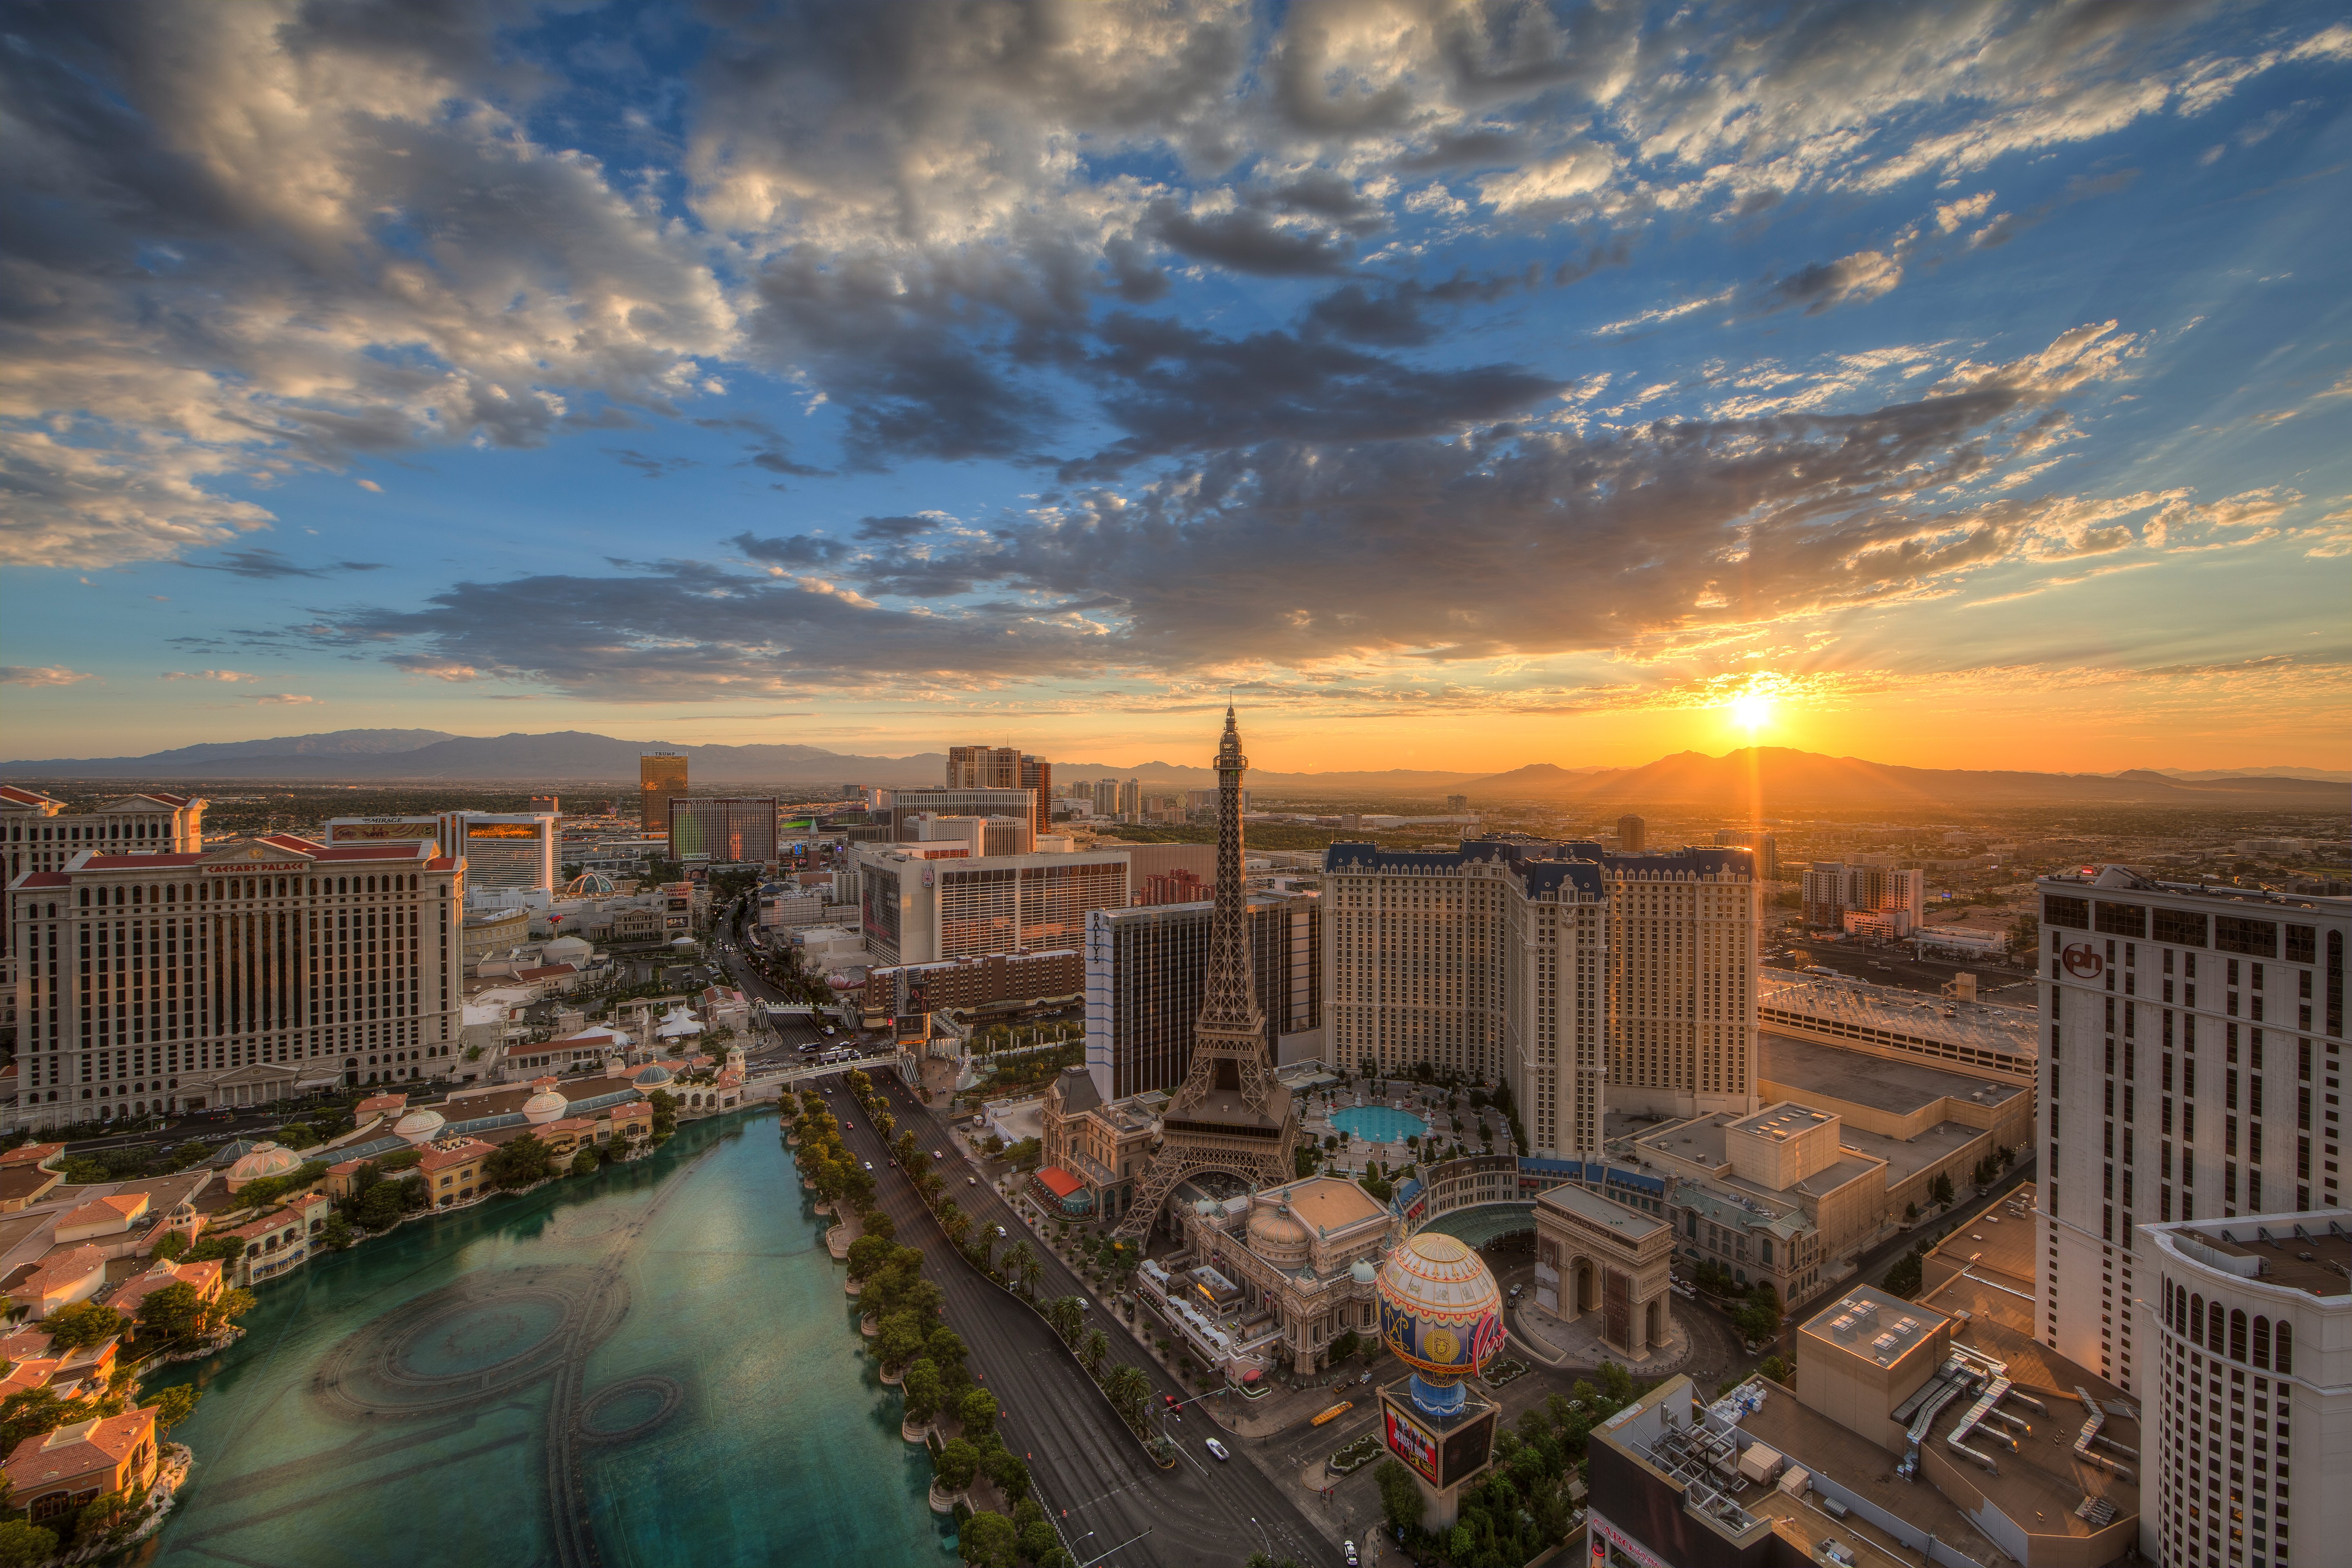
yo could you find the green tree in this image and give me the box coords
[185,1231,248,1265]
[1757,1354,1794,1384]
[1081,1327,1109,1375]
[1018,1519,1060,1564]
[570,1147,600,1177]
[846,1233,899,1281]
[356,1180,409,1230]
[42,1300,123,1353]
[149,1229,189,1263]
[1102,1364,1150,1432]
[958,1509,1018,1568]
[876,1310,928,1373]
[483,1134,558,1189]
[902,1359,944,1425]
[1930,1172,1955,1208]
[0,1521,58,1568]
[1375,1458,1424,1530]
[981,1446,1029,1503]
[1045,1296,1084,1344]
[934,1437,980,1490]
[133,1281,212,1352]
[0,1390,68,1449]
[320,1212,355,1251]
[147,1384,202,1432]
[959,1386,999,1433]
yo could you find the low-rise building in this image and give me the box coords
[1759,971,2036,1083]
[107,1257,226,1336]
[1037,1065,1158,1223]
[2,1408,160,1526]
[1163,1174,1397,1377]
[1532,1181,1675,1357]
[416,1137,492,1207]
[224,1192,330,1287]
[6,1245,107,1319]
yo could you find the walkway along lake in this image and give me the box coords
[130,1110,952,1568]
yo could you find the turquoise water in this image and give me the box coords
[1332,1105,1427,1143]
[132,1113,952,1568]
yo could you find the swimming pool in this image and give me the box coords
[1331,1105,1428,1144]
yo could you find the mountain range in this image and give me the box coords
[3,730,2344,810]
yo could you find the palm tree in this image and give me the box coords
[1003,1239,1036,1296]
[1082,1327,1109,1375]
[1103,1363,1151,1432]
[939,1205,971,1246]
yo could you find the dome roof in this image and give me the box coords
[542,934,592,960]
[562,872,615,896]
[633,1064,675,1087]
[1350,1258,1379,1285]
[1246,1206,1311,1266]
[523,1089,569,1125]
[1375,1232,1505,1382]
[393,1108,447,1146]
[227,1140,302,1190]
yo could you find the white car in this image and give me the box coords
[1344,1543,1358,1566]
[995,1225,1008,1238]
[1205,1438,1229,1461]
[862,1161,873,1172]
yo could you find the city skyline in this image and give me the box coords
[3,3,2349,772]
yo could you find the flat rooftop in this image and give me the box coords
[2158,1214,2352,1301]
[1730,1103,1835,1140]
[1800,1285,1947,1369]
[1760,1031,2028,1118]
[1761,972,2036,1057]
[1536,1181,1669,1243]
[1276,1176,1387,1233]
[1734,1390,2005,1564]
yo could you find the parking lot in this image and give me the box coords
[1767,941,2036,1002]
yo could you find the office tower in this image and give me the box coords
[1085,888,1322,1100]
[1606,849,1761,1119]
[946,745,1021,788]
[325,813,557,892]
[887,787,1034,841]
[639,753,687,839]
[1617,813,1646,853]
[528,795,560,816]
[913,814,1033,858]
[668,796,780,865]
[1713,827,1777,880]
[9,834,465,1128]
[853,844,1129,966]
[2036,868,2350,1399]
[1092,779,1120,816]
[1322,840,1758,1141]
[1116,708,1299,1238]
[1802,860,1919,932]
[1018,755,1051,835]
[1118,779,1142,819]
[2142,1212,2350,1568]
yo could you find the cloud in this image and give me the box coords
[1971,169,2142,249]
[0,665,98,687]
[161,669,256,682]
[604,449,700,479]
[253,693,321,705]
[176,549,388,580]
[330,321,2155,694]
[1146,200,1355,276]
[1752,250,1904,316]
[355,479,383,493]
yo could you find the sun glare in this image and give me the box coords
[1729,692,1773,732]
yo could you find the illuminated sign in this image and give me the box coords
[467,823,544,840]
[2062,942,2104,979]
[1382,1401,1439,1485]
[331,823,434,842]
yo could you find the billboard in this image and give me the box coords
[1437,1409,1497,1488]
[330,822,434,842]
[468,822,544,840]
[1381,1398,1439,1485]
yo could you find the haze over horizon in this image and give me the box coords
[2,2,2348,774]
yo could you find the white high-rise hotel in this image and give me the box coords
[1323,839,1760,1158]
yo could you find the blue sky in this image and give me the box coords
[2,0,2348,774]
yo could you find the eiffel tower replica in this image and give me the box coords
[1115,705,1298,1238]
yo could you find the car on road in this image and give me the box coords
[1204,1438,1229,1461]
[933,1149,945,1160]
[969,1176,978,1185]
[1073,1297,1087,1312]
[862,1161,873,1172]
[1163,1394,1181,1408]
[1358,1370,1372,1384]
[995,1225,1008,1238]
[1344,1542,1358,1566]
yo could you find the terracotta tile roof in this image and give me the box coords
[3,1408,157,1492]
[0,1145,64,1168]
[59,1194,147,1231]
[0,786,65,808]
[13,1246,105,1301]
[416,1138,491,1173]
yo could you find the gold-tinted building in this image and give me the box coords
[639,753,687,841]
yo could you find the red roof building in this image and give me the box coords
[2,1409,160,1524]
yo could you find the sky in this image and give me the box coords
[2,0,2349,777]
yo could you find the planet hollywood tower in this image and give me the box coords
[1116,707,1299,1237]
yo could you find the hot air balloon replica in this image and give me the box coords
[1373,1230,1505,1528]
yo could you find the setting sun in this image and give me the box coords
[1729,691,1774,732]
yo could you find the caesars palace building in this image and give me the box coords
[9,834,464,1130]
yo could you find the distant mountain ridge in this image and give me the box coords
[4,731,2343,808]
[1457,747,2348,809]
